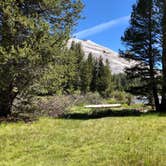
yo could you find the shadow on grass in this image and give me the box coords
[62,109,144,120]
[62,109,166,120]
[1,110,165,123]
[0,114,37,123]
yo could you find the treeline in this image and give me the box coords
[34,42,113,97]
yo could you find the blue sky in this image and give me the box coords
[72,0,136,52]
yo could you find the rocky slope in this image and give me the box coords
[68,38,134,74]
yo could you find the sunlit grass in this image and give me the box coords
[0,114,165,166]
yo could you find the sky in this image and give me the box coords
[72,0,136,52]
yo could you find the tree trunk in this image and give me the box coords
[152,83,160,111]
[0,88,17,117]
[160,0,166,112]
[148,1,160,112]
[149,59,160,111]
[0,94,12,117]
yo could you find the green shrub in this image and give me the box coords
[74,92,104,106]
[108,91,133,104]
[34,92,104,117]
[35,95,76,117]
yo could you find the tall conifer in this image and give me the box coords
[121,0,160,111]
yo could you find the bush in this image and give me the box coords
[34,92,105,117]
[35,95,76,117]
[74,92,104,106]
[108,91,133,105]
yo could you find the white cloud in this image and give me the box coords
[73,16,130,38]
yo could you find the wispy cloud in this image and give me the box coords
[73,16,130,38]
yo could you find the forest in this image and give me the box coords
[0,0,165,165]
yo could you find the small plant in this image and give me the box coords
[108,91,133,104]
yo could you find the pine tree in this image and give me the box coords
[70,41,84,90]
[121,0,161,111]
[80,62,91,94]
[33,48,78,95]
[80,53,94,93]
[0,0,83,117]
[90,59,99,92]
[96,57,112,97]
[112,73,129,91]
[103,59,113,97]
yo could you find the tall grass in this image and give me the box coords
[0,114,165,166]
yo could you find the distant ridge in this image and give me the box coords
[68,38,134,74]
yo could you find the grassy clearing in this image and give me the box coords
[0,113,166,166]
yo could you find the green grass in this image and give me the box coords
[69,105,91,113]
[0,114,166,166]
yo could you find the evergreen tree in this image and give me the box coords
[86,53,94,73]
[121,0,161,111]
[80,53,94,93]
[70,41,84,90]
[96,57,112,97]
[80,61,91,93]
[0,0,83,117]
[90,59,99,92]
[112,73,129,91]
[103,59,113,97]
[33,48,78,95]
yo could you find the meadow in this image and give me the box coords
[0,109,165,166]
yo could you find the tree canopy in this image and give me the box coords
[0,0,83,116]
